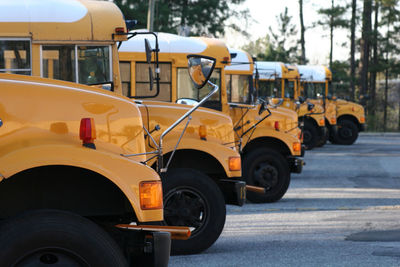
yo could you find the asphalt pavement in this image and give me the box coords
[170,133,400,267]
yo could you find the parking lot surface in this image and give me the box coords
[170,133,400,267]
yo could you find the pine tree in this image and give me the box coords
[299,0,306,64]
[315,0,348,69]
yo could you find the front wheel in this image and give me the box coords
[161,168,226,255]
[316,127,328,147]
[333,119,359,145]
[302,120,319,150]
[243,148,290,203]
[0,209,127,267]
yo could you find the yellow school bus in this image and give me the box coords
[119,33,304,204]
[298,66,365,145]
[225,48,304,203]
[0,0,199,264]
[119,32,245,254]
[0,0,244,256]
[297,65,338,145]
[255,61,327,149]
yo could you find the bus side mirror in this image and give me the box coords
[148,67,154,91]
[307,102,314,111]
[258,99,268,115]
[144,39,153,64]
[187,55,216,89]
[298,96,306,104]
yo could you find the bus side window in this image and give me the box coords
[0,40,31,75]
[42,45,76,82]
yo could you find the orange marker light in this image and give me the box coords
[330,117,337,125]
[80,118,96,144]
[319,118,325,126]
[293,142,301,152]
[360,116,365,123]
[139,181,163,210]
[199,125,207,140]
[229,156,241,171]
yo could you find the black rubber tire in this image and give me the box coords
[334,119,359,145]
[161,168,226,255]
[302,120,319,150]
[0,209,127,267]
[316,127,328,147]
[243,148,290,203]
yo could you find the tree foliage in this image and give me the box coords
[315,0,348,69]
[112,0,247,36]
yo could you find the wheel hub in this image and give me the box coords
[340,127,352,138]
[164,188,207,235]
[16,248,89,266]
[253,162,279,190]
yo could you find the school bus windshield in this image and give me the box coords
[226,74,253,104]
[42,45,111,85]
[303,82,325,99]
[258,79,282,98]
[177,67,221,102]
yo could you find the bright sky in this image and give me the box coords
[223,0,350,65]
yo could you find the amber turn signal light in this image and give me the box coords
[319,118,325,126]
[293,142,301,152]
[139,181,163,210]
[360,117,365,123]
[330,117,337,125]
[228,156,241,171]
[199,125,207,140]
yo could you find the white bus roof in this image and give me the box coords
[225,48,252,72]
[254,61,284,79]
[0,0,125,41]
[119,31,207,54]
[297,65,327,82]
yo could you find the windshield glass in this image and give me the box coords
[258,79,282,98]
[284,80,295,98]
[177,67,221,102]
[328,81,333,97]
[303,82,313,98]
[303,82,326,99]
[226,74,252,104]
[42,45,111,85]
[78,46,110,84]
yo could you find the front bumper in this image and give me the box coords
[218,178,246,206]
[117,228,171,267]
[319,126,328,137]
[287,157,305,173]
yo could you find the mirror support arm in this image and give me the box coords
[158,81,219,173]
[162,115,192,172]
[241,108,272,138]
